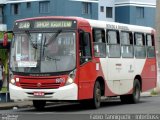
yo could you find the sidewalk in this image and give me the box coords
[0,101,33,110]
[141,91,151,97]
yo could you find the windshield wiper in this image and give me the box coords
[46,56,60,70]
[25,31,38,49]
[46,56,60,61]
[44,30,62,47]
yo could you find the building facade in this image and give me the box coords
[0,0,157,30]
[99,0,156,28]
[3,0,98,30]
[0,0,7,31]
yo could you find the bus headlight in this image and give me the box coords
[10,78,19,85]
[11,79,16,85]
[65,69,76,85]
[66,77,74,85]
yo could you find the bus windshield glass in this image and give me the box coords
[10,31,76,73]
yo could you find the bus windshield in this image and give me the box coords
[10,31,76,73]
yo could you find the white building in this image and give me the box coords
[99,0,115,22]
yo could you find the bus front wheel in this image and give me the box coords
[33,100,46,110]
[90,81,101,109]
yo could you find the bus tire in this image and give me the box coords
[120,79,141,104]
[129,79,141,103]
[33,100,46,110]
[90,81,101,109]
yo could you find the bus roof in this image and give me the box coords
[15,16,154,33]
[86,19,154,33]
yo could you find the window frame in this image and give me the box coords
[120,31,134,58]
[146,34,154,46]
[134,32,146,59]
[106,7,113,18]
[39,1,50,14]
[100,6,104,12]
[107,30,120,44]
[26,2,31,9]
[136,7,144,18]
[92,28,106,58]
[93,28,106,43]
[107,29,121,58]
[11,3,20,15]
[82,2,91,14]
[134,32,145,46]
[146,34,155,58]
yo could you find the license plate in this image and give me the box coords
[34,92,45,96]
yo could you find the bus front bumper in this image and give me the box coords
[9,83,78,101]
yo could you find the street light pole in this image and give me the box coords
[155,0,160,93]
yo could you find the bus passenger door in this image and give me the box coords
[78,31,96,100]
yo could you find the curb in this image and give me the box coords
[141,92,151,97]
[0,101,33,110]
[141,92,160,97]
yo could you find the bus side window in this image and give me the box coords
[107,30,121,58]
[79,32,92,64]
[134,33,146,58]
[121,31,134,58]
[146,34,155,58]
[92,28,106,58]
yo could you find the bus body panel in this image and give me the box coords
[87,18,157,96]
[9,83,78,101]
[141,58,157,91]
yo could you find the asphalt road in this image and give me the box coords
[1,96,160,120]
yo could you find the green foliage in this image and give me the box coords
[0,49,8,74]
[151,90,158,95]
[0,32,3,39]
[1,87,8,92]
[8,33,13,40]
[0,32,13,41]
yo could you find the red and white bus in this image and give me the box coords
[9,16,157,110]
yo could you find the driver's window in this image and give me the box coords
[79,32,92,65]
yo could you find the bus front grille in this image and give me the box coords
[20,82,61,89]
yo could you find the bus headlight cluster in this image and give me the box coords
[65,69,76,85]
[11,79,16,84]
[10,78,19,85]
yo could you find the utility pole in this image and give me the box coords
[156,0,160,58]
[155,0,160,93]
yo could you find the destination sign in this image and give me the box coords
[15,20,76,30]
[34,21,73,28]
[18,22,30,29]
